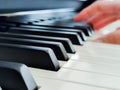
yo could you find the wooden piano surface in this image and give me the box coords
[28,21,120,90]
[0,10,120,90]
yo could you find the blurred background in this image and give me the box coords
[0,0,95,13]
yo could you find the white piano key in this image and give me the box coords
[70,42,120,66]
[75,47,120,59]
[84,42,120,50]
[29,68,120,89]
[35,78,111,90]
[59,61,66,67]
[70,52,120,66]
[63,60,120,77]
[74,42,120,59]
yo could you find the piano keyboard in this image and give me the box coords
[0,9,120,90]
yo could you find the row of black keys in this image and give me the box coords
[0,17,94,90]
[0,22,92,71]
[0,21,94,71]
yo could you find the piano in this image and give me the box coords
[0,0,120,90]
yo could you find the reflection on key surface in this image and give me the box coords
[0,61,38,90]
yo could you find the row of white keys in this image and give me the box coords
[71,53,120,66]
[29,42,120,90]
[63,59,120,77]
[74,42,120,59]
[36,77,110,90]
[69,42,120,76]
[29,20,120,90]
[71,42,120,65]
[30,65,120,90]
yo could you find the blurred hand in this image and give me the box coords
[74,0,120,45]
[95,28,120,44]
[74,0,120,30]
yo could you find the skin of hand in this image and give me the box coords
[95,29,120,44]
[74,0,120,30]
[74,0,120,44]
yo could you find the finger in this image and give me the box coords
[116,27,120,31]
[87,13,108,24]
[74,0,119,22]
[93,15,118,30]
[74,2,100,22]
[96,30,120,44]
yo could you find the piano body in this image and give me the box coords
[0,0,120,90]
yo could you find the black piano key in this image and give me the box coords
[0,43,60,71]
[0,23,87,41]
[88,25,95,35]
[0,25,8,32]
[74,25,92,36]
[0,36,68,61]
[8,27,83,45]
[0,12,93,36]
[0,22,16,27]
[0,61,38,90]
[19,25,87,41]
[26,24,92,36]
[0,20,92,37]
[73,22,94,35]
[22,22,92,36]
[53,25,92,36]
[0,32,75,53]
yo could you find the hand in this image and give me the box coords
[96,28,120,44]
[74,0,120,30]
